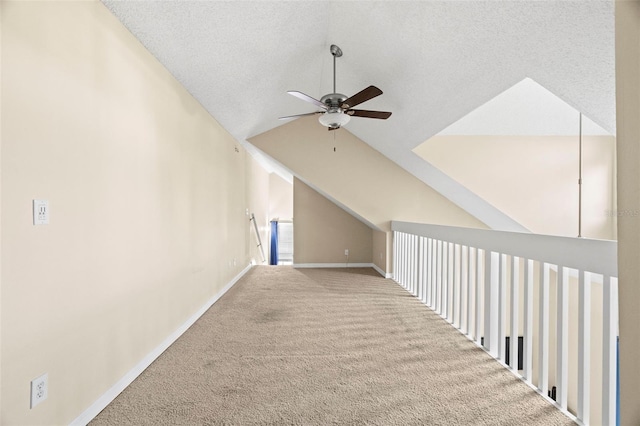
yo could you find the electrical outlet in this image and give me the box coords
[33,200,49,225]
[345,249,349,256]
[30,373,48,408]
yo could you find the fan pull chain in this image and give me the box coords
[333,129,336,152]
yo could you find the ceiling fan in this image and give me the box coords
[279,44,392,131]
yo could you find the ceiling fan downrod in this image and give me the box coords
[330,44,342,94]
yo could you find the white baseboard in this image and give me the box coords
[294,262,391,278]
[371,263,393,279]
[70,264,252,426]
[294,262,371,268]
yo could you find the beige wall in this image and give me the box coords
[372,230,388,274]
[414,135,617,240]
[616,1,640,424]
[249,117,487,232]
[0,0,3,413]
[246,156,270,265]
[294,178,372,265]
[1,2,267,424]
[268,173,293,221]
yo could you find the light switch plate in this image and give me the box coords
[33,200,49,225]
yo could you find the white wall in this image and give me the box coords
[269,173,293,221]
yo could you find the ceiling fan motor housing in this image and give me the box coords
[320,93,348,108]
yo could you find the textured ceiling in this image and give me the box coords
[101,0,615,230]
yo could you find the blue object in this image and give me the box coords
[270,221,278,265]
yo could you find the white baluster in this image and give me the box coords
[510,256,519,372]
[426,238,432,306]
[602,275,618,426]
[446,242,453,322]
[436,240,442,315]
[556,266,569,409]
[577,271,591,424]
[431,239,437,309]
[523,259,533,381]
[451,244,457,325]
[498,254,507,362]
[538,262,550,395]
[442,242,449,319]
[461,245,468,333]
[475,248,483,345]
[393,232,397,282]
[484,251,499,356]
[467,246,474,338]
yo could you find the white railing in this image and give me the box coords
[392,221,618,426]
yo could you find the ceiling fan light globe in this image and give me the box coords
[319,111,350,128]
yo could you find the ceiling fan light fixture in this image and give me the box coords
[318,110,350,128]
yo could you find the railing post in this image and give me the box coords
[577,271,591,424]
[538,262,550,395]
[510,256,519,372]
[556,266,569,409]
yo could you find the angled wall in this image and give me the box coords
[249,117,488,234]
[294,178,372,265]
[1,2,267,423]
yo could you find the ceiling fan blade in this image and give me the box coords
[341,85,383,109]
[287,91,327,109]
[278,111,322,120]
[346,109,392,119]
[328,126,340,131]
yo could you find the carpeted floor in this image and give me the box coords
[91,266,574,425]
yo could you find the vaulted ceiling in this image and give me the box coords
[102,0,615,230]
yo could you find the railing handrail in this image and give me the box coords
[391,221,617,277]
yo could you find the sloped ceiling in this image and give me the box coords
[101,0,615,230]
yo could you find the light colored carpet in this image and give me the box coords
[91,266,574,425]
